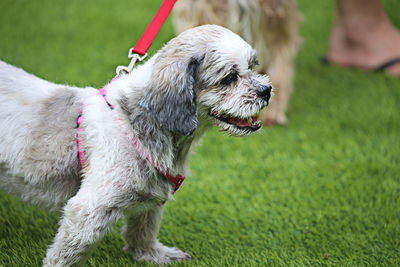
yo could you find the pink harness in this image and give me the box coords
[76,78,185,194]
[76,0,183,196]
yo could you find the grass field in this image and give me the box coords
[0,0,399,266]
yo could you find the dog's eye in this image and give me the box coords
[221,72,238,85]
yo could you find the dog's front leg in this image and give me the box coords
[43,186,124,267]
[123,205,192,264]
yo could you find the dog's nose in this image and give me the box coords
[256,84,272,100]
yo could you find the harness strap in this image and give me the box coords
[132,135,185,193]
[76,77,119,168]
[77,0,182,197]
[76,79,185,193]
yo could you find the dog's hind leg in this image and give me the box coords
[123,206,192,264]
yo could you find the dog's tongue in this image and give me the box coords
[228,116,258,127]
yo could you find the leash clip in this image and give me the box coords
[116,49,148,76]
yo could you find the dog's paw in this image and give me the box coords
[124,241,192,264]
[261,108,288,126]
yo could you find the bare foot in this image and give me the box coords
[327,1,400,77]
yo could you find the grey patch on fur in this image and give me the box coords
[22,89,82,208]
[139,57,199,136]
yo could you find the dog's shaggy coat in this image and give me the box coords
[173,0,301,125]
[0,25,271,266]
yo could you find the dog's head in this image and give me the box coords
[140,25,272,136]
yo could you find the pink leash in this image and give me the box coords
[76,0,185,195]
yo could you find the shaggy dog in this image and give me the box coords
[173,0,301,125]
[0,25,271,266]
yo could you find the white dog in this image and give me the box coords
[173,0,301,126]
[0,25,272,266]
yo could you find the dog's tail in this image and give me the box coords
[0,60,62,105]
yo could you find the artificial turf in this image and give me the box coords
[0,0,399,266]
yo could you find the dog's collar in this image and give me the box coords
[76,78,185,193]
[131,135,185,192]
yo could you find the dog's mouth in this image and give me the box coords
[209,111,262,132]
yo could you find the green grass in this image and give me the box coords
[0,0,399,266]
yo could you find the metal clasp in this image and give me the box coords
[116,49,148,76]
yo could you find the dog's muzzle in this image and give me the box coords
[256,84,272,103]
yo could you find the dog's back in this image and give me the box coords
[0,60,83,208]
[0,60,57,168]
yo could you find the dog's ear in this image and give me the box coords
[140,58,199,136]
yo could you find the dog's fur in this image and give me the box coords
[0,25,271,266]
[173,0,301,125]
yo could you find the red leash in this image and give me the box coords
[133,0,177,55]
[116,0,177,76]
[78,0,185,197]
